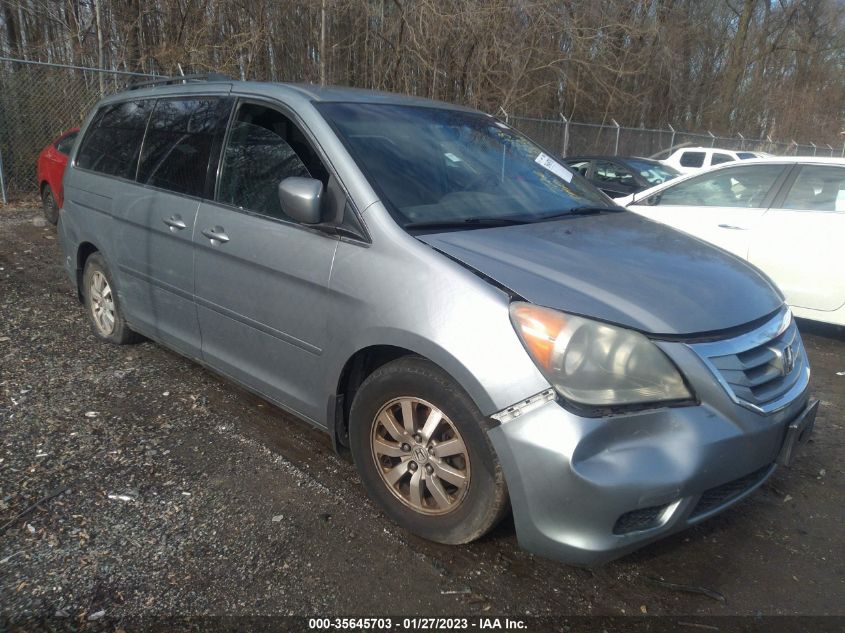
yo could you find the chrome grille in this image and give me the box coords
[690,310,809,413]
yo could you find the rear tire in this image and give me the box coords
[82,253,140,345]
[41,186,59,225]
[349,357,509,544]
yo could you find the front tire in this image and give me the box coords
[41,186,59,225]
[349,357,508,544]
[82,253,140,345]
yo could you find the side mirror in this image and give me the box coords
[278,177,323,224]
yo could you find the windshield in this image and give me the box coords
[317,103,614,227]
[737,152,758,160]
[624,158,679,186]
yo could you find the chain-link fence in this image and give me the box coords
[1,57,844,203]
[0,57,154,202]
[510,115,845,160]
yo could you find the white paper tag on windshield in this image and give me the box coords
[444,152,462,163]
[535,152,573,183]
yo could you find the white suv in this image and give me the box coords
[661,146,760,174]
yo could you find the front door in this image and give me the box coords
[193,100,338,423]
[628,163,788,258]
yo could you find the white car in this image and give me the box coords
[661,146,762,174]
[617,157,845,326]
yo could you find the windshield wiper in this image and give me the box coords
[530,206,623,222]
[403,217,530,231]
[404,207,621,231]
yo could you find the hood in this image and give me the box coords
[418,212,783,336]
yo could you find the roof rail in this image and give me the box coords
[127,73,232,91]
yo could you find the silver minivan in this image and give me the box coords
[58,77,817,565]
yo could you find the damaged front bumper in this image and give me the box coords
[488,332,815,566]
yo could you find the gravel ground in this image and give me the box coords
[1,205,844,623]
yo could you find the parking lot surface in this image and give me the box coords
[1,206,844,620]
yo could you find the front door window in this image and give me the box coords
[217,104,322,221]
[656,165,785,208]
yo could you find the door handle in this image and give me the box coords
[201,226,230,244]
[718,224,748,231]
[163,215,187,231]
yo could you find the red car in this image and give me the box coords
[36,128,79,224]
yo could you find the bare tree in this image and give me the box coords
[1,0,843,142]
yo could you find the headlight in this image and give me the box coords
[509,302,691,407]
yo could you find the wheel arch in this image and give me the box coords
[328,341,491,455]
[74,241,100,303]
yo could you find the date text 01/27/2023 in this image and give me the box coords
[307,617,528,630]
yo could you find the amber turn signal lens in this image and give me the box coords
[509,303,568,371]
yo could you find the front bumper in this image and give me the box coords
[488,334,814,566]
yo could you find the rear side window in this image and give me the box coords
[137,97,231,197]
[711,153,734,165]
[76,100,153,179]
[679,151,705,168]
[55,131,78,155]
[625,158,678,185]
[593,160,636,187]
[782,165,845,211]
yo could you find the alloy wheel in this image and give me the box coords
[89,271,116,336]
[370,396,471,515]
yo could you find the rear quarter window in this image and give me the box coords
[76,100,153,179]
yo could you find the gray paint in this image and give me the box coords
[58,80,812,565]
[418,212,784,335]
[192,199,339,423]
[278,177,324,224]
[114,188,202,356]
[490,326,810,564]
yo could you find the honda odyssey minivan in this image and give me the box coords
[58,77,817,565]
